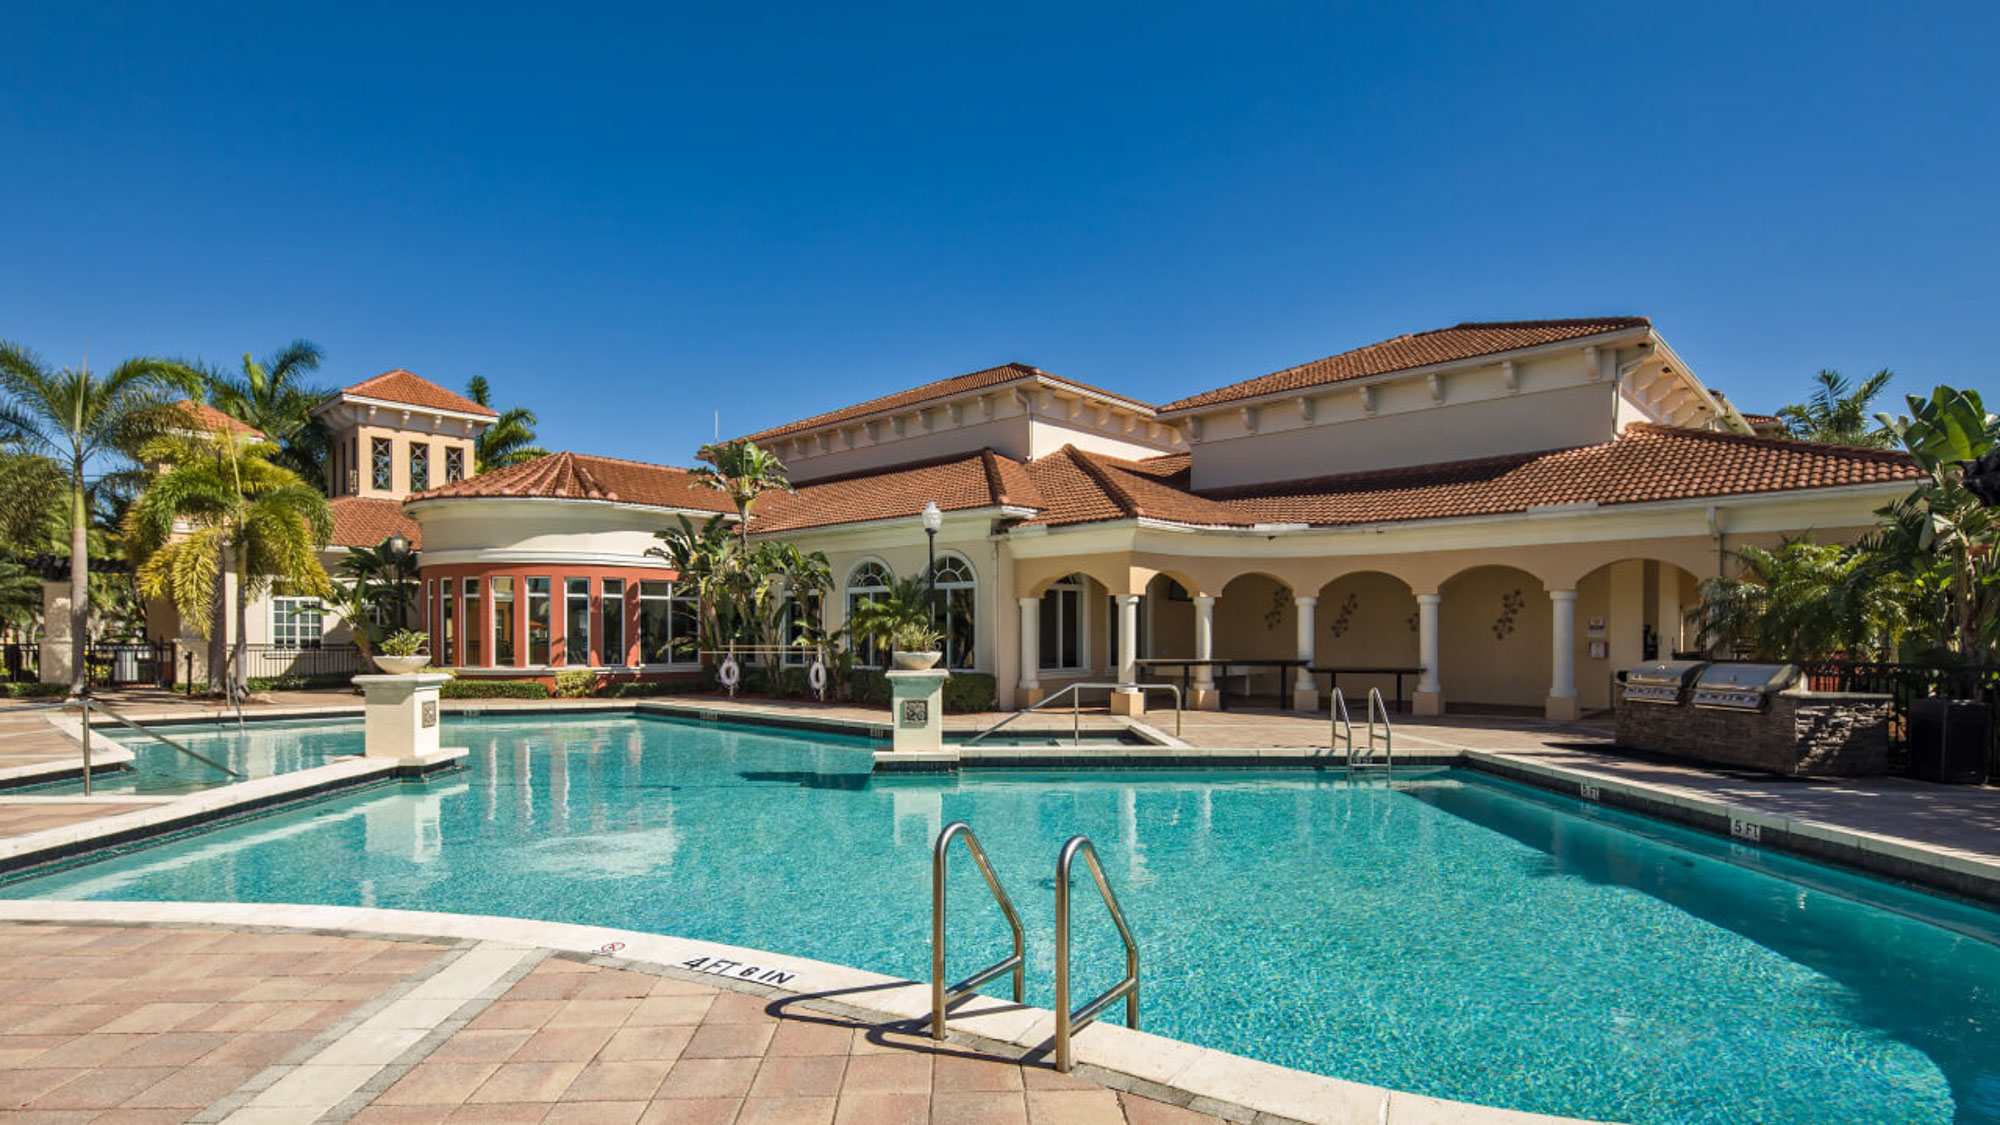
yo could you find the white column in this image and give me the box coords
[1414,592,1442,716]
[1191,595,1218,710]
[1016,597,1041,704]
[1292,596,1319,712]
[1110,594,1144,716]
[1548,589,1579,721]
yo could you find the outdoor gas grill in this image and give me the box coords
[1621,660,1709,705]
[1690,662,1800,711]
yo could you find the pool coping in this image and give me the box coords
[0,899,1592,1125]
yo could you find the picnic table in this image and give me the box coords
[1133,657,1309,711]
[1310,665,1425,713]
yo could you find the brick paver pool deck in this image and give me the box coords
[0,922,1228,1125]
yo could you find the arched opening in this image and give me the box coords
[1571,558,1704,711]
[1439,565,1550,713]
[922,552,977,671]
[1310,571,1419,709]
[1212,572,1295,705]
[1144,572,1195,664]
[844,559,894,669]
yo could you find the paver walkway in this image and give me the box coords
[0,923,1227,1125]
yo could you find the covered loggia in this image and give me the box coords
[1567,558,1707,712]
[1306,571,1421,712]
[1438,564,1554,714]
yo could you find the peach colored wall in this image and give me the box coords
[1310,572,1419,702]
[1440,566,1551,709]
[422,562,681,673]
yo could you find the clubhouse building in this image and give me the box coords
[179,317,1928,718]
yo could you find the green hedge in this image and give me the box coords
[601,679,703,698]
[440,678,550,700]
[553,669,596,699]
[942,673,997,713]
[0,682,66,699]
[246,672,355,693]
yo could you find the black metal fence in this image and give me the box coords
[85,642,172,687]
[1794,660,2000,768]
[2,643,37,684]
[236,643,364,684]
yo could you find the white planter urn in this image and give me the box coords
[371,654,431,675]
[893,650,942,671]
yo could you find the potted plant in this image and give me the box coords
[372,629,431,674]
[889,620,946,670]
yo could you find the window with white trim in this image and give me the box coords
[1039,575,1084,670]
[924,554,976,670]
[271,597,324,649]
[844,561,893,669]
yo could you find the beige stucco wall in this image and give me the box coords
[1308,571,1419,701]
[328,421,476,500]
[1439,565,1552,709]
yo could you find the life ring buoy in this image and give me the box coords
[807,660,828,695]
[718,657,741,691]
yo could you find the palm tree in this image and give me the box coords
[1871,387,2000,662]
[330,540,421,651]
[1694,540,1912,661]
[1778,369,1895,448]
[0,344,201,694]
[691,439,792,549]
[466,375,547,472]
[647,514,738,658]
[124,423,334,693]
[207,340,335,490]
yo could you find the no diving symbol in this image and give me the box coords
[597,941,626,955]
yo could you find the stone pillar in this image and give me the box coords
[1414,593,1443,717]
[1548,590,1579,721]
[1109,594,1144,716]
[885,668,949,753]
[355,672,452,760]
[39,581,72,687]
[1292,595,1319,713]
[1191,595,1219,711]
[1017,597,1042,707]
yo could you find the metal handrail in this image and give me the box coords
[931,822,1026,1040]
[85,698,244,781]
[962,681,1181,746]
[1054,835,1139,1072]
[1367,686,1393,780]
[1330,687,1353,765]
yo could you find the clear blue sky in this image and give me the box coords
[5,2,1995,464]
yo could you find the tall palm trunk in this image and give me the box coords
[67,460,87,696]
[206,565,228,694]
[233,548,250,695]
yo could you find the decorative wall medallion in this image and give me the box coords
[1264,587,1293,630]
[1492,589,1526,640]
[900,699,928,727]
[421,700,438,728]
[1327,593,1361,638]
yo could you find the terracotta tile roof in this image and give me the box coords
[329,496,421,549]
[174,401,264,438]
[743,363,1153,443]
[407,452,737,513]
[1199,425,1920,527]
[325,370,498,417]
[755,450,1044,532]
[1021,448,1252,528]
[1159,318,1653,413]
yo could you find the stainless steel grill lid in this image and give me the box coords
[1694,663,1800,693]
[1624,660,1709,686]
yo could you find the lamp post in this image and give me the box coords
[920,502,943,647]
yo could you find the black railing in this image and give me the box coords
[2,643,38,684]
[85,642,172,688]
[1793,660,2000,768]
[236,643,364,684]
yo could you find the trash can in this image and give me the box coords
[1908,698,1993,784]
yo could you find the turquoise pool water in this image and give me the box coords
[5,714,1998,1124]
[10,718,350,795]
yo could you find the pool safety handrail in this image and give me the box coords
[961,681,1181,746]
[1330,686,1354,763]
[1366,687,1394,779]
[1054,834,1140,1072]
[0,694,243,795]
[931,822,1027,1040]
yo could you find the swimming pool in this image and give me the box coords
[5,714,1997,1124]
[8,717,352,795]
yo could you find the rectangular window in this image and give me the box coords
[271,597,324,649]
[464,578,483,665]
[440,580,456,666]
[565,578,591,665]
[445,446,465,483]
[526,577,551,664]
[639,580,674,664]
[492,576,516,665]
[601,579,626,666]
[410,443,430,493]
[671,584,699,659]
[372,437,393,491]
[1040,584,1081,670]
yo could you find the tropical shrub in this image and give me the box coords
[1,682,66,699]
[440,678,550,699]
[554,669,596,698]
[942,673,997,713]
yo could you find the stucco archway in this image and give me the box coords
[1439,565,1551,713]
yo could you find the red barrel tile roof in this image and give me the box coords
[756,450,1046,532]
[174,400,264,438]
[1159,318,1653,413]
[742,363,1153,443]
[326,370,498,417]
[408,452,737,512]
[329,496,421,549]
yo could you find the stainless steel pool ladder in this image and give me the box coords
[1335,687,1394,780]
[931,822,1026,1040]
[0,695,242,795]
[1054,834,1140,1072]
[962,681,1181,746]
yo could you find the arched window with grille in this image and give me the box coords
[845,560,894,668]
[920,553,977,670]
